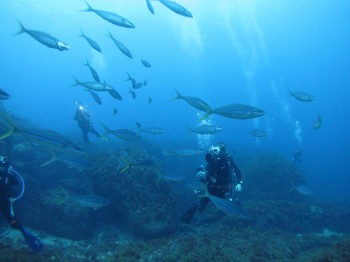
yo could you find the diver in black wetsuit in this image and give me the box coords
[0,155,43,252]
[181,142,243,224]
[74,101,100,143]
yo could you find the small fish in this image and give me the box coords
[141,58,151,68]
[312,114,322,129]
[112,108,118,115]
[146,0,155,14]
[71,76,113,92]
[119,157,156,173]
[290,183,313,195]
[15,22,69,51]
[0,88,10,100]
[205,104,265,120]
[158,0,193,18]
[188,124,223,135]
[148,97,152,103]
[289,89,315,102]
[70,194,111,210]
[170,148,204,157]
[86,90,102,105]
[83,2,135,28]
[136,122,165,135]
[161,173,187,181]
[174,89,212,113]
[79,30,102,53]
[41,151,94,170]
[101,123,141,141]
[250,129,268,137]
[107,31,133,59]
[83,59,100,82]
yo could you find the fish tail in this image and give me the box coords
[57,187,70,204]
[0,110,17,140]
[119,157,131,173]
[125,73,132,82]
[79,29,85,37]
[71,75,81,86]
[173,88,182,100]
[82,58,89,67]
[82,1,94,12]
[13,21,26,36]
[99,122,111,136]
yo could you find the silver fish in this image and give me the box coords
[174,89,212,113]
[250,129,268,137]
[136,122,165,134]
[83,2,135,28]
[107,31,133,59]
[83,59,100,82]
[141,58,152,68]
[71,76,113,92]
[15,22,69,51]
[312,114,322,129]
[0,88,10,100]
[158,0,193,18]
[79,30,102,53]
[289,89,315,102]
[146,0,155,14]
[207,104,265,120]
[188,124,223,135]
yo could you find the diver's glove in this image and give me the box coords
[196,168,207,182]
[235,182,242,192]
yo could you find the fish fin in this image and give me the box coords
[40,156,58,167]
[173,88,182,100]
[70,75,81,86]
[82,1,94,12]
[13,21,26,36]
[78,29,85,38]
[0,110,17,140]
[119,157,131,173]
[99,122,111,137]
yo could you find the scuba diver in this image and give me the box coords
[74,101,100,143]
[181,142,243,224]
[0,155,44,253]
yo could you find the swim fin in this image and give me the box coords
[180,204,197,224]
[21,227,44,253]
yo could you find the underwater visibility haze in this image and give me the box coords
[1,0,350,260]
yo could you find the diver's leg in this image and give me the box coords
[197,197,210,211]
[2,199,23,230]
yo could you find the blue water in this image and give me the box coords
[1,0,349,201]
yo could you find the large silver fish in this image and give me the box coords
[205,104,265,120]
[174,89,212,113]
[136,122,165,134]
[79,30,102,53]
[15,22,70,51]
[83,2,135,28]
[107,31,133,59]
[71,76,113,92]
[188,124,223,135]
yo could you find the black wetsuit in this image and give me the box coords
[197,152,242,211]
[74,109,100,143]
[0,168,23,231]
